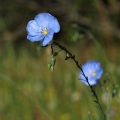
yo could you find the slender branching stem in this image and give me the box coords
[51,41,106,120]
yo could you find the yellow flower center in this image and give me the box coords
[42,29,48,36]
[91,71,97,77]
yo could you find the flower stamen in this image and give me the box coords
[91,71,97,77]
[41,27,49,36]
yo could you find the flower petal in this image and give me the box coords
[42,32,53,46]
[97,69,103,79]
[48,17,60,33]
[35,13,60,33]
[80,74,97,86]
[94,61,101,70]
[35,13,49,27]
[26,20,40,36]
[27,35,44,42]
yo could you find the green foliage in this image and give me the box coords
[0,40,120,120]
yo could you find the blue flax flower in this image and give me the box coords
[79,60,103,86]
[26,13,60,46]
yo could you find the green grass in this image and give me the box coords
[0,40,120,120]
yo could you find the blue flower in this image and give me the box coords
[26,13,60,46]
[79,60,103,86]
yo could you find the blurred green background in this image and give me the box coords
[0,0,120,120]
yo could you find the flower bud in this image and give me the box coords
[51,56,56,62]
[50,66,54,71]
[48,63,51,69]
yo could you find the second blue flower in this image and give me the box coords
[79,60,103,86]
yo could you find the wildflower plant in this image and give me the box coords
[26,12,107,119]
